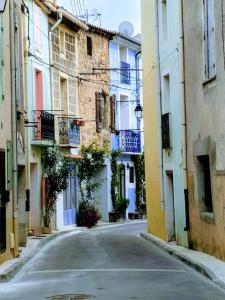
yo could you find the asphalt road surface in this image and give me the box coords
[0,221,225,300]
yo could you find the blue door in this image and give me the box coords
[63,175,77,226]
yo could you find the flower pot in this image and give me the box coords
[109,212,120,222]
[43,226,52,234]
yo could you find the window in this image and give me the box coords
[110,94,116,132]
[60,30,65,55]
[34,3,42,55]
[96,92,108,132]
[204,0,216,79]
[163,74,170,113]
[161,113,171,149]
[0,17,4,103]
[197,155,213,213]
[87,36,92,56]
[129,167,134,183]
[35,69,43,110]
[60,77,68,115]
[120,61,130,84]
[162,0,168,42]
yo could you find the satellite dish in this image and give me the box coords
[118,21,134,37]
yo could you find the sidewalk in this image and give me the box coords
[0,227,82,282]
[141,232,225,290]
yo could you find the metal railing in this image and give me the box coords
[118,130,141,153]
[58,117,80,146]
[34,111,55,141]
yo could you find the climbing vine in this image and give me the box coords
[131,152,145,211]
[110,150,121,210]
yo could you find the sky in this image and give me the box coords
[59,0,141,36]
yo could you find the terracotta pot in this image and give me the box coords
[43,226,52,234]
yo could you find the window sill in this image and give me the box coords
[200,212,215,224]
[202,75,216,86]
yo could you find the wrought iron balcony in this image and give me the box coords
[58,117,80,147]
[34,111,55,141]
[120,61,131,84]
[118,130,141,153]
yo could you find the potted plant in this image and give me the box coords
[115,196,129,220]
[42,146,70,233]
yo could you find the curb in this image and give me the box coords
[140,232,225,290]
[0,229,81,282]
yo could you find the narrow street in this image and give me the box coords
[0,222,224,300]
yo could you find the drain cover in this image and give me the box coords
[47,294,95,300]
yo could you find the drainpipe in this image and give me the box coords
[135,51,141,130]
[179,0,189,232]
[155,0,165,210]
[49,10,62,112]
[23,4,30,234]
[10,0,18,255]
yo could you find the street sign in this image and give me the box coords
[0,0,7,13]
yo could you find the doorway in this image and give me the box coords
[119,164,126,199]
[0,150,6,253]
[165,171,176,242]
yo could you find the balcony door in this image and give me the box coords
[35,69,43,140]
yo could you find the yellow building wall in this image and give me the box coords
[141,0,166,239]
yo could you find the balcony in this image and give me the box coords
[32,111,55,146]
[120,61,130,84]
[58,117,80,147]
[118,130,141,153]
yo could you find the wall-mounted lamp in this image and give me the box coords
[134,104,143,120]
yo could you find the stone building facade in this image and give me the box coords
[183,0,225,259]
[78,25,115,148]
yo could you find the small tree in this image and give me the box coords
[76,139,108,227]
[42,146,70,227]
[131,152,145,211]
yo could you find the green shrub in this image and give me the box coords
[115,197,129,214]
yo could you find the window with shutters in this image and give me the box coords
[161,0,168,42]
[110,94,116,132]
[203,0,216,79]
[60,30,65,55]
[96,92,108,132]
[34,3,42,55]
[7,141,13,191]
[0,149,6,253]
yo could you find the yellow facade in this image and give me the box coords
[141,0,166,239]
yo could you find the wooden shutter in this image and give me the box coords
[207,0,216,77]
[7,141,13,191]
[110,94,116,132]
[34,3,42,55]
[204,0,216,78]
[95,92,101,132]
[35,69,43,110]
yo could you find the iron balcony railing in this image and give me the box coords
[58,117,80,146]
[34,110,55,141]
[120,61,131,84]
[118,130,141,153]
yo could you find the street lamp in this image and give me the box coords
[134,104,143,120]
[0,0,7,13]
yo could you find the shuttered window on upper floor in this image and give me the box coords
[34,3,42,55]
[96,92,108,132]
[203,0,216,79]
[110,94,116,132]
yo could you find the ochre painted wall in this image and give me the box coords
[141,0,166,239]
